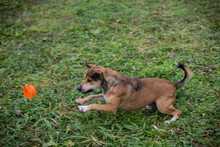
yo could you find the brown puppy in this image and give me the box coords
[76,61,192,124]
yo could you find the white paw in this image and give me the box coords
[164,120,171,124]
[77,106,88,112]
[146,105,153,110]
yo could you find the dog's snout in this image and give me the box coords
[77,85,82,91]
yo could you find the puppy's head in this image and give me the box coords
[77,61,104,94]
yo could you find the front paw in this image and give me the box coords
[77,106,89,113]
[75,98,85,104]
[164,120,171,124]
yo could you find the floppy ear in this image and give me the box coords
[90,71,104,81]
[84,60,94,68]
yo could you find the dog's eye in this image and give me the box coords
[87,79,92,82]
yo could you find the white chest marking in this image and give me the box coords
[104,95,108,103]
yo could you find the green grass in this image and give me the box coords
[0,0,219,146]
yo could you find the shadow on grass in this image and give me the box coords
[0,0,49,23]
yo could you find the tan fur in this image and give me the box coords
[76,61,192,124]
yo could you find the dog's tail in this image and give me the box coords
[174,62,192,89]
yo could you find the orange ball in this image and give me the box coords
[23,84,37,99]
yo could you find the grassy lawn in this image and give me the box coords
[0,0,219,146]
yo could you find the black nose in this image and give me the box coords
[77,85,82,91]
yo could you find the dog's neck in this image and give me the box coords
[101,70,121,94]
[101,79,108,94]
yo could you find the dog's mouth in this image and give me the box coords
[82,89,93,94]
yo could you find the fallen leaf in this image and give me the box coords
[24,113,29,118]
[169,53,175,57]
[15,110,21,115]
[68,141,75,147]
[192,142,199,147]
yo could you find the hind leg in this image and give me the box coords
[156,97,182,124]
[163,107,182,124]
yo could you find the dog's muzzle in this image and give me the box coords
[77,85,93,94]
